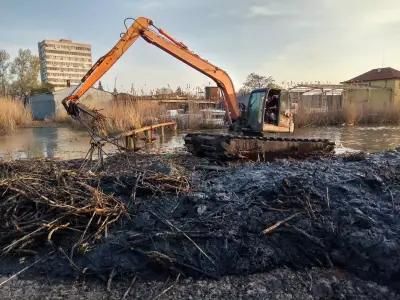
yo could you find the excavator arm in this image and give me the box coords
[62,17,240,122]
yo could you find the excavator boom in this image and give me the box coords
[63,17,239,121]
[67,18,151,102]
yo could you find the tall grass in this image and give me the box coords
[56,98,226,134]
[294,110,345,127]
[295,105,400,127]
[55,99,169,135]
[0,97,32,135]
[100,100,168,134]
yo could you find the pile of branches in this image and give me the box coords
[99,153,191,196]
[0,160,126,255]
[133,171,190,194]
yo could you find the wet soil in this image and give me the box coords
[0,150,399,298]
[0,268,397,299]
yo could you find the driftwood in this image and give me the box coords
[262,212,301,234]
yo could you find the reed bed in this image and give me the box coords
[295,106,400,127]
[55,99,169,134]
[0,97,32,135]
[101,100,168,134]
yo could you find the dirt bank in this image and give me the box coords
[0,150,399,298]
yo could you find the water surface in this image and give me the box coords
[0,126,184,160]
[0,125,399,160]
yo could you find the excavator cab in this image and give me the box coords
[245,88,294,134]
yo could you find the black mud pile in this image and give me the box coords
[68,151,399,288]
[0,267,397,299]
[0,151,399,296]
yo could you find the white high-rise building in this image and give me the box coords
[38,39,92,89]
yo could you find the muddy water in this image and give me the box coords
[0,125,399,160]
[0,126,184,160]
[291,126,400,153]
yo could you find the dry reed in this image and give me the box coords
[0,159,126,254]
[295,105,400,127]
[0,97,32,135]
[177,102,225,130]
[101,100,168,134]
[55,99,169,135]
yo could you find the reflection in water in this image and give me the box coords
[292,126,400,153]
[0,127,91,160]
[0,125,399,160]
[32,127,58,158]
[0,126,185,160]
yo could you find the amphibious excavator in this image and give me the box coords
[62,17,334,160]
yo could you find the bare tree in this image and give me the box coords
[0,50,10,96]
[239,73,280,95]
[155,86,173,95]
[175,86,183,96]
[10,49,40,97]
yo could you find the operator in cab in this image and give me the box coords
[265,94,279,125]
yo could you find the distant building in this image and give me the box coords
[38,39,92,89]
[289,85,343,113]
[205,86,220,101]
[343,67,400,104]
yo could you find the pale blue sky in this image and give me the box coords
[1,0,400,92]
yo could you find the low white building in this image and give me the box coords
[29,85,114,120]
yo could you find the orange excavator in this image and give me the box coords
[63,17,334,160]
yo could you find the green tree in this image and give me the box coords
[239,73,280,95]
[0,50,10,96]
[10,49,40,97]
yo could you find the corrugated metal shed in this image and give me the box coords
[29,93,55,120]
[29,86,114,120]
[289,86,344,113]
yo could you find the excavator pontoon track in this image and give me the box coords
[184,133,335,160]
